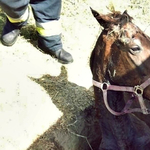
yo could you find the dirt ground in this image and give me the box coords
[0,0,150,150]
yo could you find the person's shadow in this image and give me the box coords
[28,66,101,150]
[21,24,38,46]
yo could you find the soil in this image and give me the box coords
[0,0,150,150]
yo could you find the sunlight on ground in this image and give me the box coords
[0,42,63,150]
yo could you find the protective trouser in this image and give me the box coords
[0,0,62,51]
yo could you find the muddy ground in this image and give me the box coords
[0,0,150,150]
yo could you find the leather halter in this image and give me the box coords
[93,78,150,116]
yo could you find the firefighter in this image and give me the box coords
[0,0,73,64]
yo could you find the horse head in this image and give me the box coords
[90,8,150,100]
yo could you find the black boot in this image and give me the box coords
[38,34,73,64]
[49,49,73,64]
[1,9,29,46]
[39,44,73,64]
[1,19,21,46]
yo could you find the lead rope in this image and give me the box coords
[93,79,150,116]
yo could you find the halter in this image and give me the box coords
[93,78,150,116]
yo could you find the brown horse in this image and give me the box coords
[90,8,150,150]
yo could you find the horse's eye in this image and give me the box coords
[129,45,142,55]
[131,46,141,51]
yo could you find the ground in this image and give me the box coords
[0,0,150,150]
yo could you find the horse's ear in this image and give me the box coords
[122,10,133,22]
[123,10,128,15]
[90,7,112,28]
[90,7,103,26]
[90,7,100,18]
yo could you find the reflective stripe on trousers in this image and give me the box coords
[36,20,61,36]
[6,7,29,23]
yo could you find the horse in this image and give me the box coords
[90,8,150,150]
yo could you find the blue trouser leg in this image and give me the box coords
[0,0,29,18]
[0,0,63,51]
[30,0,61,22]
[30,0,63,51]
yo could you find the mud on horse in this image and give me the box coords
[90,8,150,150]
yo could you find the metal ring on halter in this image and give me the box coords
[101,82,109,90]
[133,85,143,96]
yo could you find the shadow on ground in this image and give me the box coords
[27,66,101,150]
[0,11,6,35]
[21,25,38,46]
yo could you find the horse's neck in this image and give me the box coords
[95,89,134,149]
[96,88,150,149]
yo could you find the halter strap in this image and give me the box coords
[93,79,150,116]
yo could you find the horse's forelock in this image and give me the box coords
[105,11,132,31]
[108,11,132,24]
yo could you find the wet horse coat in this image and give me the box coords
[90,8,150,150]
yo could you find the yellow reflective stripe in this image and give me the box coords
[6,7,29,23]
[36,27,46,36]
[36,20,61,36]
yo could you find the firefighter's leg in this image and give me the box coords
[0,0,30,46]
[30,0,73,64]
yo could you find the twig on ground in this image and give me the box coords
[67,117,94,150]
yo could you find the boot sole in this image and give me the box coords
[38,46,73,64]
[58,59,73,64]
